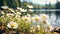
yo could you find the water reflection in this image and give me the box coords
[36,11,60,28]
[45,12,60,27]
[55,15,60,27]
[49,14,56,27]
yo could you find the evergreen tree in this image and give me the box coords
[55,0,60,21]
[6,0,21,9]
[55,0,60,15]
[6,0,12,8]
[18,0,21,7]
[0,0,4,10]
[55,0,60,9]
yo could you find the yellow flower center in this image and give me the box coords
[10,24,15,28]
[43,20,47,24]
[25,18,28,21]
[35,18,39,21]
[42,16,46,18]
[47,26,51,29]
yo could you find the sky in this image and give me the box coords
[21,0,60,5]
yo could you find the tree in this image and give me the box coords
[55,0,60,21]
[6,0,21,9]
[18,0,21,7]
[55,0,60,15]
[0,0,4,9]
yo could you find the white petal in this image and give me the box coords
[7,23,11,28]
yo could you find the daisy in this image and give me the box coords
[22,16,31,22]
[27,5,33,8]
[7,21,19,29]
[32,16,40,22]
[6,13,14,17]
[40,14,49,20]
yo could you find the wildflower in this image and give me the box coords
[20,9,27,12]
[1,11,5,14]
[43,20,48,24]
[25,18,28,21]
[37,25,40,30]
[47,25,53,31]
[22,16,31,22]
[6,13,14,17]
[9,8,15,13]
[1,6,9,9]
[27,14,31,17]
[17,7,22,10]
[47,26,51,29]
[15,14,21,20]
[7,21,19,29]
[34,17,40,22]
[15,12,21,15]
[27,5,33,8]
[30,27,35,32]
[40,14,49,20]
[29,9,34,12]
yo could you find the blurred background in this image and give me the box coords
[0,0,60,27]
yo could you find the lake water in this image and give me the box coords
[32,9,60,28]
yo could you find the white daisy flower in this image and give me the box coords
[9,8,15,13]
[47,25,54,31]
[27,5,33,8]
[15,12,21,15]
[32,16,40,22]
[22,16,31,22]
[15,15,21,18]
[7,21,19,29]
[20,9,27,12]
[1,11,5,14]
[29,9,34,12]
[37,25,40,30]
[40,14,49,20]
[1,6,9,9]
[6,13,14,17]
[27,14,31,17]
[17,7,22,10]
